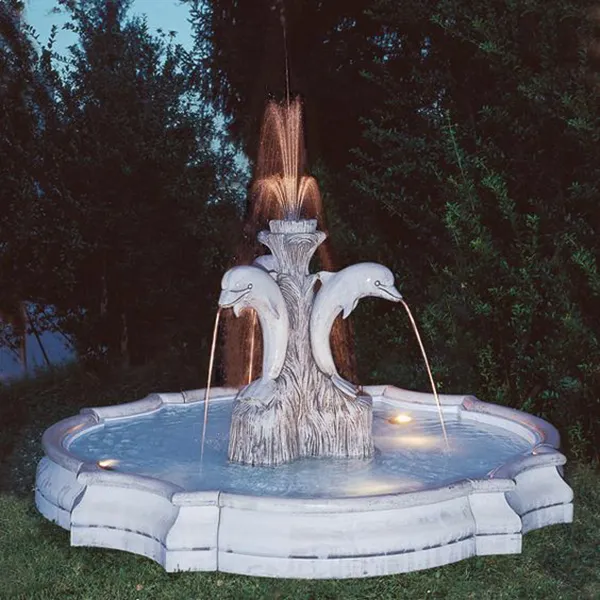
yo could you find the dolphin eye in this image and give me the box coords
[248,283,253,289]
[374,280,381,287]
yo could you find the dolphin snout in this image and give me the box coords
[218,289,249,308]
[381,284,403,302]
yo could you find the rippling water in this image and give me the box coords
[68,398,533,498]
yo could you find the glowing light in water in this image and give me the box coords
[388,414,413,425]
[254,174,320,220]
[399,299,450,449]
[345,479,423,496]
[394,435,442,450]
[98,458,118,470]
[201,308,222,463]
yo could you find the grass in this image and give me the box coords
[1,363,599,599]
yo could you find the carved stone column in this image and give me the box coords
[227,220,373,466]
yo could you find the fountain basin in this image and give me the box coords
[35,386,573,578]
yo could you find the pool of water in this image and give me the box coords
[68,398,533,498]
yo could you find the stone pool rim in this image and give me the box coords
[35,385,574,577]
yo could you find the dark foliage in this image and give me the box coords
[193,0,599,454]
[186,0,386,172]
[0,0,245,371]
[350,0,600,457]
[1,0,598,455]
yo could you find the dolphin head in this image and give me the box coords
[219,266,257,317]
[219,265,281,318]
[367,264,403,302]
[334,263,402,319]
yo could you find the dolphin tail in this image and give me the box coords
[331,373,359,398]
[237,377,277,407]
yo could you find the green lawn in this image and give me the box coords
[1,366,599,599]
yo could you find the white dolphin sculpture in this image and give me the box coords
[219,266,289,392]
[310,262,402,396]
[252,254,279,278]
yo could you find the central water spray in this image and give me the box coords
[254,100,321,220]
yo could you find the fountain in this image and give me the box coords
[35,99,573,578]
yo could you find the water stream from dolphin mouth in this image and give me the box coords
[247,310,258,384]
[201,308,222,464]
[400,299,450,449]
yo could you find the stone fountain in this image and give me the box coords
[222,219,395,467]
[35,100,573,578]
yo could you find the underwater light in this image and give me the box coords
[97,459,118,470]
[388,413,413,425]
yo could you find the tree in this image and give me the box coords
[187,0,388,171]
[189,1,386,383]
[0,0,64,371]
[0,0,244,371]
[350,0,600,456]
[51,0,245,367]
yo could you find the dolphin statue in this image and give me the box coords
[252,254,279,278]
[219,265,289,390]
[310,262,402,396]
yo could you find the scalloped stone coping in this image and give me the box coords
[35,385,573,578]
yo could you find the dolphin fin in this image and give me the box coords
[341,298,359,319]
[331,373,359,398]
[318,271,335,285]
[238,377,276,405]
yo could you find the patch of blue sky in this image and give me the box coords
[24,0,194,54]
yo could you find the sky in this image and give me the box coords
[0,325,74,382]
[24,0,195,55]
